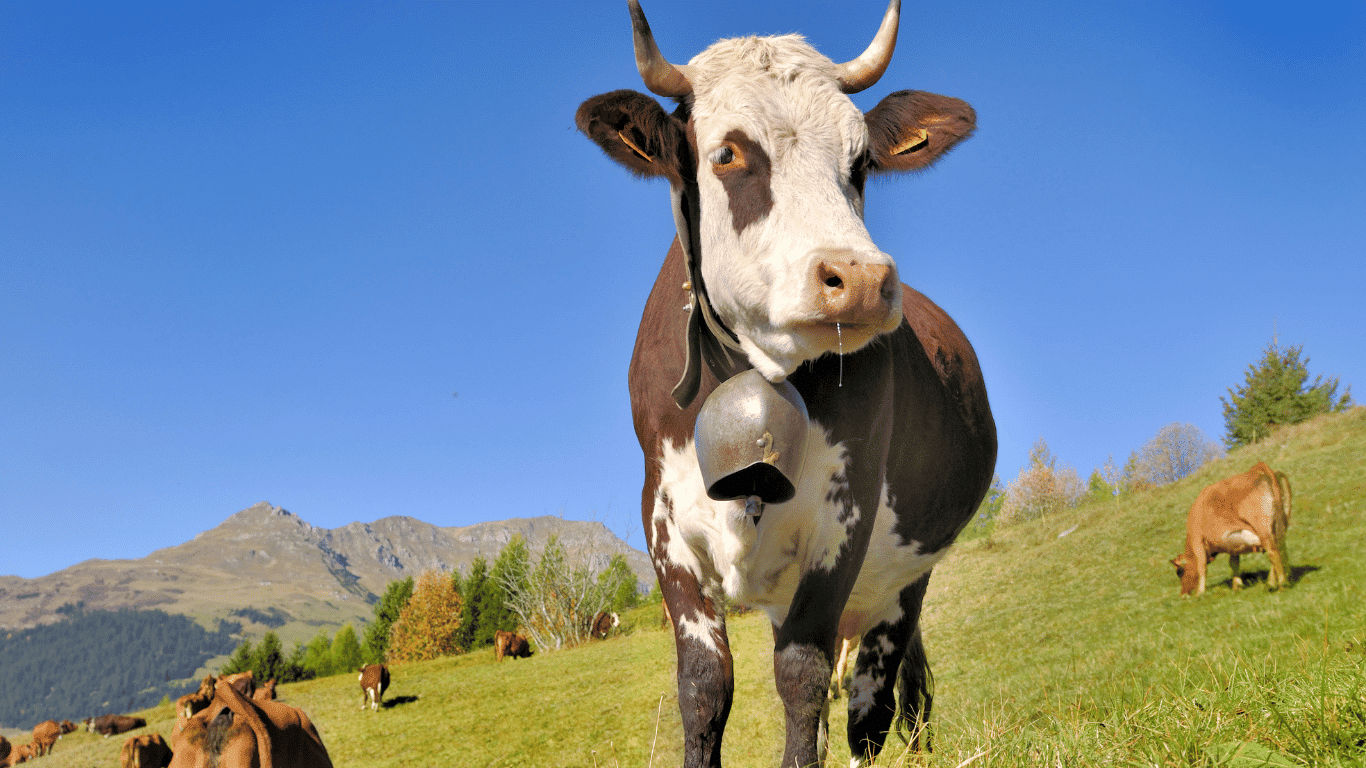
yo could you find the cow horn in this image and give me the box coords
[835,0,901,94]
[630,0,694,97]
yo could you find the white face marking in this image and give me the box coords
[685,35,902,380]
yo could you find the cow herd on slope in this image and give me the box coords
[1,610,626,766]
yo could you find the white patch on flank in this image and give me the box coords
[655,421,946,647]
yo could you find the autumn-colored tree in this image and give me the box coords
[387,569,464,662]
[999,438,1083,524]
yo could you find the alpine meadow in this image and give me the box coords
[19,408,1365,767]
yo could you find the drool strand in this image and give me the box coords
[837,322,843,387]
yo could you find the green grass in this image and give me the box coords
[33,409,1366,767]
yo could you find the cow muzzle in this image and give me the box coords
[813,250,899,327]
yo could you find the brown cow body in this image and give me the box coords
[493,630,532,661]
[31,721,60,756]
[87,714,148,737]
[358,664,389,711]
[120,733,173,768]
[1173,462,1292,596]
[169,679,332,768]
[589,611,620,640]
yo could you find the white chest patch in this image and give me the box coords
[654,424,946,639]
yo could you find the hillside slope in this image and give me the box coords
[0,505,652,646]
[14,409,1365,766]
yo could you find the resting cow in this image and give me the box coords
[30,721,60,757]
[576,1,996,765]
[589,611,620,640]
[87,714,148,737]
[169,679,332,768]
[1173,461,1292,596]
[358,664,389,711]
[120,733,173,768]
[493,630,533,661]
[4,742,33,767]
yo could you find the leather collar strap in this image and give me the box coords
[669,183,747,409]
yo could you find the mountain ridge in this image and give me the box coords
[0,502,653,645]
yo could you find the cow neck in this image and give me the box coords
[670,181,748,410]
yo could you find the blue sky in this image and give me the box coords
[4,1,1363,581]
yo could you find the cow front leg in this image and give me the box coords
[661,571,733,768]
[773,632,835,768]
[1229,554,1242,590]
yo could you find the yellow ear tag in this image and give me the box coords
[617,130,655,162]
[890,128,930,156]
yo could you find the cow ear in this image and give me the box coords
[577,89,690,185]
[865,90,976,174]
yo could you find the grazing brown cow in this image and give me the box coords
[169,679,332,768]
[357,664,389,712]
[589,611,620,640]
[31,721,61,756]
[1172,462,1292,596]
[87,714,148,737]
[493,630,533,661]
[120,733,173,768]
[253,678,277,702]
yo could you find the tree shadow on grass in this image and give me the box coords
[382,695,419,709]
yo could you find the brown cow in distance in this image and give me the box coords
[31,721,61,756]
[493,630,532,662]
[253,678,278,702]
[1173,462,1292,596]
[86,714,148,737]
[169,679,332,768]
[120,733,173,768]
[3,741,32,766]
[358,664,389,711]
[589,611,620,640]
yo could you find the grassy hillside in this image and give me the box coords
[26,409,1366,767]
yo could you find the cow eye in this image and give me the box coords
[710,146,736,166]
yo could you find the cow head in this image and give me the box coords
[577,0,975,381]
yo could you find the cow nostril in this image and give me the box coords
[825,276,843,289]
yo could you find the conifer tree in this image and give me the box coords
[361,576,414,664]
[329,624,363,673]
[1221,340,1353,448]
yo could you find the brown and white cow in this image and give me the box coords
[169,679,332,768]
[358,664,389,711]
[120,733,174,768]
[576,2,996,765]
[30,721,60,757]
[589,611,620,640]
[493,630,533,662]
[1172,461,1292,596]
